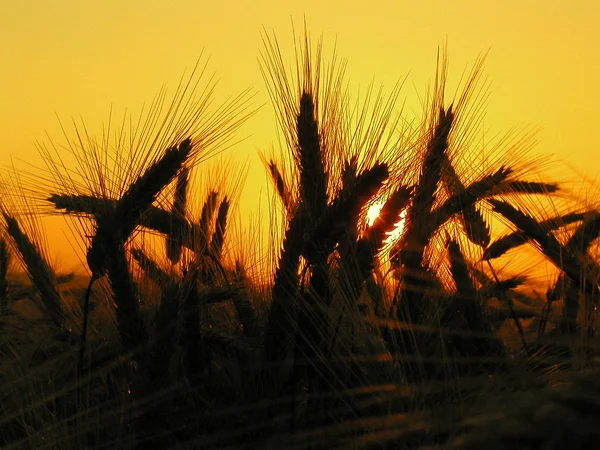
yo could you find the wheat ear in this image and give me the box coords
[167,166,191,264]
[3,213,63,328]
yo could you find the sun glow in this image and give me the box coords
[366,201,407,244]
[366,201,384,227]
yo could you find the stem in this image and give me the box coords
[486,260,529,353]
[77,274,97,381]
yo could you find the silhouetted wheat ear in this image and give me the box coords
[49,194,201,251]
[131,248,172,287]
[209,197,229,259]
[442,155,491,246]
[268,160,293,214]
[196,190,219,253]
[88,138,193,276]
[0,237,9,319]
[2,213,63,328]
[167,165,191,264]
[389,107,456,330]
[554,211,600,333]
[390,105,454,267]
[565,210,600,255]
[368,186,413,242]
[446,238,476,296]
[304,162,389,263]
[431,165,513,234]
[298,91,328,219]
[114,138,194,241]
[461,205,491,247]
[416,105,454,212]
[483,212,587,260]
[354,186,412,280]
[477,275,527,302]
[503,180,559,195]
[47,194,115,217]
[489,199,599,300]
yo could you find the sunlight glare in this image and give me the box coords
[366,201,385,227]
[366,201,407,244]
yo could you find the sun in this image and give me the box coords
[366,201,407,244]
[366,201,384,227]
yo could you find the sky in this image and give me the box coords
[1,0,599,272]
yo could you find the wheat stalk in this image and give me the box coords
[166,165,191,264]
[83,139,193,357]
[392,106,455,327]
[231,261,261,339]
[2,213,64,329]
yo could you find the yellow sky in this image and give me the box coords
[1,1,599,272]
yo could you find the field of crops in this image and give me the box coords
[1,32,599,449]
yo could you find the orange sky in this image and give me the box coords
[1,1,599,273]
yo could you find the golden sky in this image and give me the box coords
[1,1,599,272]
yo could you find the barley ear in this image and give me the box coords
[167,166,191,264]
[355,186,412,280]
[441,154,490,247]
[268,160,293,214]
[131,248,172,287]
[114,138,194,241]
[48,194,115,217]
[303,163,389,263]
[489,199,599,299]
[3,213,63,328]
[298,91,328,219]
[430,166,513,235]
[446,238,476,296]
[195,190,219,254]
[209,197,230,260]
[390,105,454,269]
[88,138,194,277]
[483,212,587,260]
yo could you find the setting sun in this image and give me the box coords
[366,201,407,243]
[2,3,600,447]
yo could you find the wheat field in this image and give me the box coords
[0,30,599,449]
